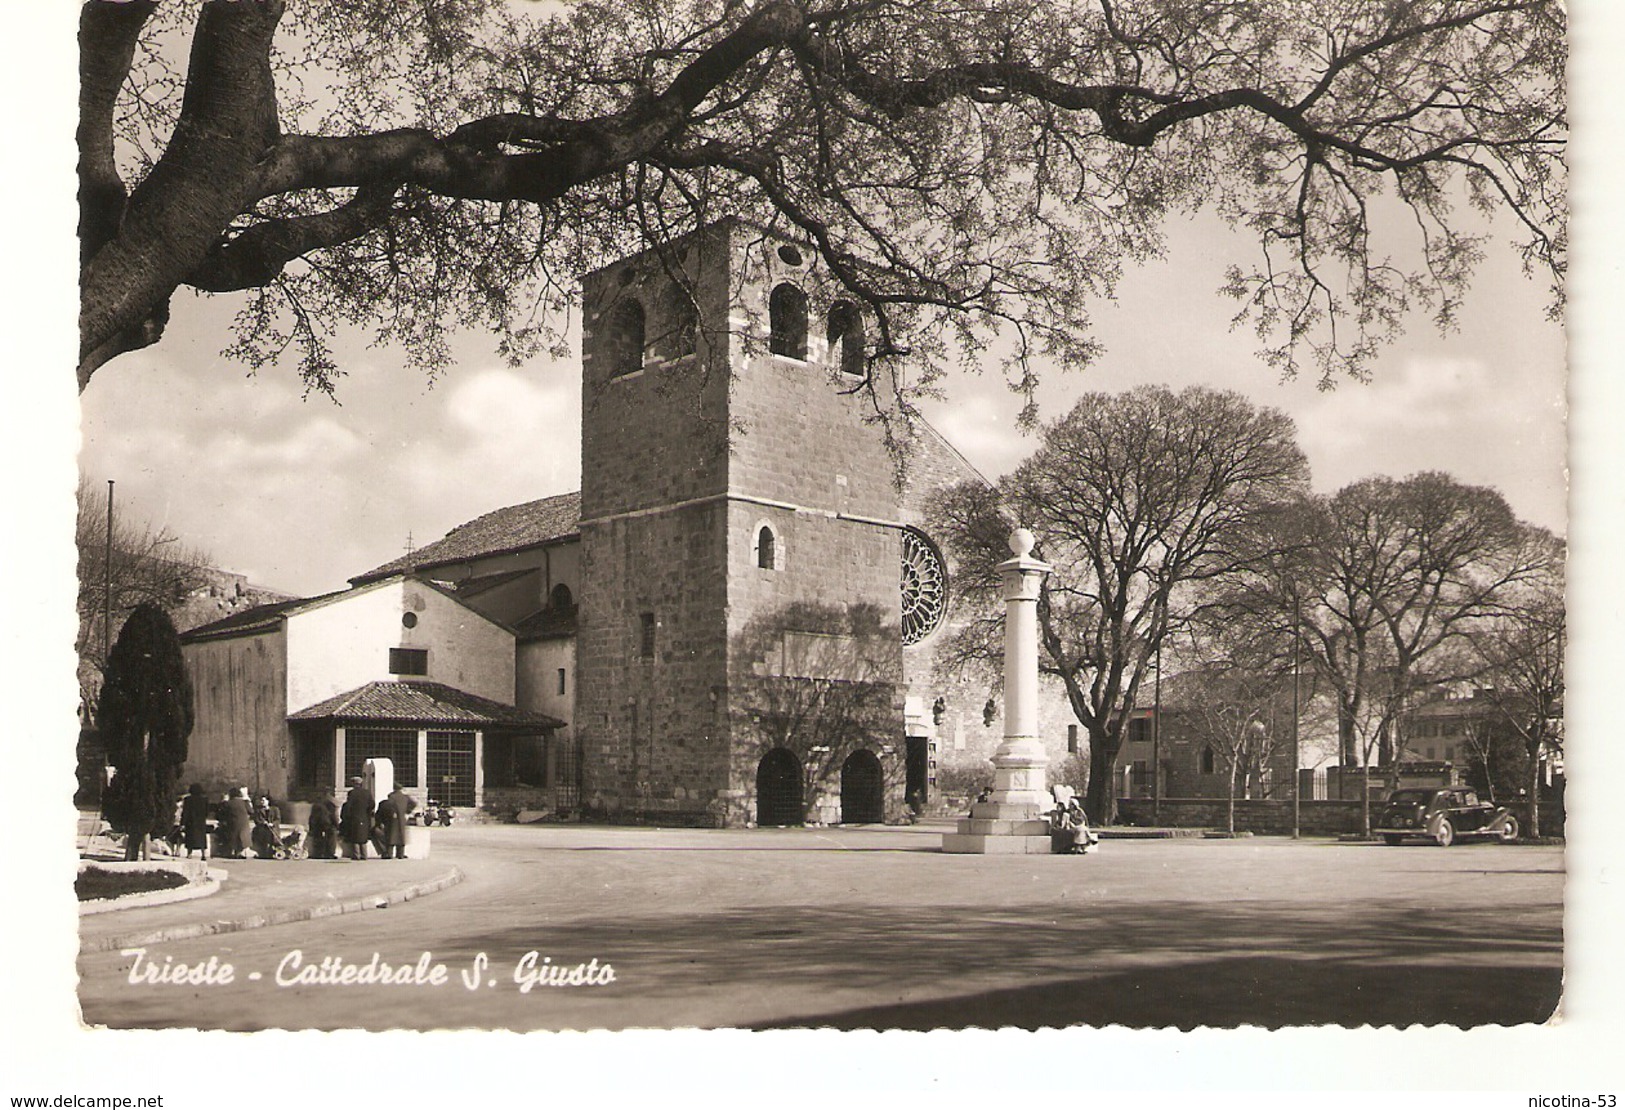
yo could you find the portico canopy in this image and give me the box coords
[289,680,564,730]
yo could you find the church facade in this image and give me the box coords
[181,221,1082,826]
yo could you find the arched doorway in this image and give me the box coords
[840,749,885,824]
[755,748,804,826]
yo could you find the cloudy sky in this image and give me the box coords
[76,205,1565,599]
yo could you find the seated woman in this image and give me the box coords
[250,794,284,858]
[1048,785,1099,855]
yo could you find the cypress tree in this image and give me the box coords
[98,603,194,860]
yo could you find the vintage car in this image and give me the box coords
[1373,787,1520,846]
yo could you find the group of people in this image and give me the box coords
[1047,785,1099,855]
[967,784,1100,855]
[173,778,416,862]
[174,784,291,860]
[307,777,417,860]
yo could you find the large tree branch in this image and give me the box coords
[78,0,159,265]
[187,184,402,292]
[253,0,810,203]
[80,0,287,386]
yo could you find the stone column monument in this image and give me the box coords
[943,528,1055,854]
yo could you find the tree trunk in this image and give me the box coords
[1360,761,1372,836]
[1084,727,1121,826]
[1226,765,1237,834]
[123,831,148,862]
[79,1,286,385]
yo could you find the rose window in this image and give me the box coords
[900,528,948,645]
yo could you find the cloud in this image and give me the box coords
[399,366,581,519]
[1295,355,1566,529]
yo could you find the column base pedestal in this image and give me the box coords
[941,809,1054,854]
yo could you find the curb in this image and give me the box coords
[1096,828,1207,839]
[78,866,465,954]
[78,867,229,916]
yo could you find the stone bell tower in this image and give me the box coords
[575,220,909,827]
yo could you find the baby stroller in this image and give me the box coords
[251,815,308,860]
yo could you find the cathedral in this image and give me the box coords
[181,220,1080,826]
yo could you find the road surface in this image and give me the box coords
[76,823,1564,1030]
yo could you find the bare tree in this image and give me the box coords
[76,478,214,722]
[933,385,1309,824]
[1176,663,1287,834]
[1221,474,1559,833]
[1466,576,1564,835]
[80,0,1564,408]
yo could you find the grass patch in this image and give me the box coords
[76,867,191,902]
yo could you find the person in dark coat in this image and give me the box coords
[377,787,416,859]
[179,783,212,860]
[371,795,397,859]
[307,787,339,860]
[340,777,375,860]
[251,794,283,858]
[219,787,254,859]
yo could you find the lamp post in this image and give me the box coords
[1152,637,1163,824]
[102,479,114,667]
[1291,617,1302,839]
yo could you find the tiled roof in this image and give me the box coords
[353,492,581,584]
[514,606,578,642]
[180,594,336,642]
[450,567,538,599]
[288,680,565,729]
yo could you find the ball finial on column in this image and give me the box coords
[1009,527,1035,558]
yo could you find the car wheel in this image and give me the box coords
[1382,835,1403,845]
[1498,815,1520,843]
[1434,819,1455,848]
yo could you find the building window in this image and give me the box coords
[640,612,656,659]
[755,524,777,570]
[900,528,948,645]
[344,728,419,786]
[389,647,428,676]
[826,301,865,377]
[1200,746,1216,775]
[658,283,698,360]
[604,298,646,377]
[769,284,808,359]
[550,583,574,611]
[1068,724,1079,754]
[426,730,476,807]
[557,668,567,697]
[1127,717,1150,745]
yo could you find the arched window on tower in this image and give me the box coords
[826,301,865,377]
[1200,746,1216,775]
[658,283,698,361]
[755,525,777,570]
[769,284,808,360]
[604,297,646,377]
[550,583,574,611]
